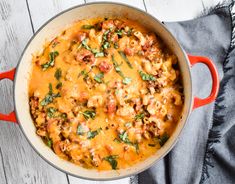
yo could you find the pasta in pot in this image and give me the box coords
[29,17,184,170]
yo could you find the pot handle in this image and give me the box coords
[188,55,219,110]
[0,68,17,123]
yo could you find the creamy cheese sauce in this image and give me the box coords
[29,18,184,170]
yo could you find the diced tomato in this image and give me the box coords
[98,61,112,73]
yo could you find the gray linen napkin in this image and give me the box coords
[138,2,235,184]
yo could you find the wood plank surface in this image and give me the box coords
[0,149,7,184]
[0,0,223,183]
[86,0,146,10]
[144,0,204,21]
[0,0,69,184]
[27,0,85,31]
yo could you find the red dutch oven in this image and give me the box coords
[0,2,219,181]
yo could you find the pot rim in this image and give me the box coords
[13,1,193,181]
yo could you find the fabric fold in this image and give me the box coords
[138,2,235,184]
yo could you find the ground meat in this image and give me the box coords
[29,96,39,118]
[75,48,95,63]
[147,80,164,93]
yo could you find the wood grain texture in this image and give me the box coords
[0,149,7,184]
[0,0,222,183]
[86,0,146,10]
[0,0,68,184]
[27,0,85,31]
[144,0,204,21]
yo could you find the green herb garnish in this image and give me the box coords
[46,136,52,148]
[47,139,52,147]
[77,125,85,135]
[102,42,110,50]
[82,39,104,57]
[139,71,156,81]
[101,30,111,51]
[54,68,62,80]
[125,122,132,128]
[118,51,133,69]
[81,38,91,51]
[116,29,123,37]
[118,131,139,154]
[47,107,57,118]
[122,77,132,85]
[87,128,102,139]
[56,82,62,89]
[103,155,118,170]
[159,133,169,146]
[133,142,139,154]
[135,113,145,120]
[81,25,95,29]
[40,83,61,106]
[41,51,59,70]
[82,110,96,120]
[113,138,121,143]
[78,70,89,80]
[114,42,119,49]
[94,72,104,83]
[94,52,104,57]
[61,113,67,119]
[119,131,132,145]
[148,144,156,147]
[111,55,125,78]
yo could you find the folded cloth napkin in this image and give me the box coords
[137,1,235,184]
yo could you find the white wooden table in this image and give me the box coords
[0,0,223,183]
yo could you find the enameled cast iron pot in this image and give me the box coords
[0,2,219,180]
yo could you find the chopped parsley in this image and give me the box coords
[148,144,156,147]
[46,136,52,148]
[101,30,111,51]
[78,69,89,80]
[113,138,121,143]
[159,133,169,146]
[118,132,139,154]
[125,122,132,128]
[87,128,102,139]
[133,142,139,154]
[41,51,59,70]
[40,83,61,106]
[82,110,96,120]
[135,113,145,120]
[111,55,125,78]
[46,107,57,118]
[54,68,62,80]
[114,42,119,49]
[139,70,156,81]
[94,52,104,57]
[116,29,123,37]
[81,38,91,51]
[94,72,104,83]
[103,155,118,170]
[56,82,62,89]
[122,77,132,85]
[119,131,132,145]
[81,25,95,29]
[61,113,67,119]
[81,38,104,57]
[118,51,133,69]
[77,125,86,135]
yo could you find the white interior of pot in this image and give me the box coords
[14,3,192,180]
